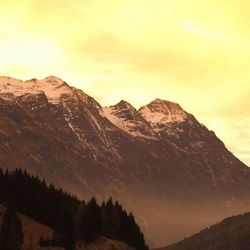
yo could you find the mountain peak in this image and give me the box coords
[100,100,157,139]
[0,75,72,104]
[112,100,136,112]
[146,98,184,112]
[0,76,24,86]
[44,75,63,81]
[43,75,69,86]
[138,99,188,127]
[25,75,70,89]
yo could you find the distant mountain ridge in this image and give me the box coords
[0,75,250,246]
[158,213,250,250]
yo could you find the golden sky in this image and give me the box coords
[0,0,249,165]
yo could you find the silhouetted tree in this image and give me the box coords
[74,200,86,241]
[0,206,23,250]
[55,209,75,249]
[0,169,148,250]
[81,198,101,243]
[74,198,148,250]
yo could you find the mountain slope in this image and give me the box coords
[0,204,55,249]
[0,205,134,250]
[158,213,250,250]
[1,75,250,246]
[75,237,135,250]
[0,170,148,250]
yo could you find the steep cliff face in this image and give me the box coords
[0,76,250,246]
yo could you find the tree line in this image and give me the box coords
[0,169,148,250]
[74,198,147,250]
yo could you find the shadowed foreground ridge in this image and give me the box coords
[159,213,250,250]
[1,76,250,246]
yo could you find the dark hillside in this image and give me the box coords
[0,169,147,250]
[159,213,250,250]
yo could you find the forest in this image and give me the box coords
[0,169,148,250]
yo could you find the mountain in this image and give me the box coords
[158,212,250,250]
[1,75,250,246]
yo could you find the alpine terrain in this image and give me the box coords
[0,75,250,246]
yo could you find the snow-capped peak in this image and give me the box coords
[138,99,188,126]
[100,101,157,139]
[100,100,137,134]
[43,75,69,87]
[0,75,72,104]
[113,100,137,112]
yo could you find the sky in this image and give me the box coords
[0,0,249,166]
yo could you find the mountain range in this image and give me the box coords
[0,75,250,246]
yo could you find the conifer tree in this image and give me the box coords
[74,200,86,240]
[0,206,23,250]
[81,198,101,243]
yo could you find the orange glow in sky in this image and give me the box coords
[0,0,249,165]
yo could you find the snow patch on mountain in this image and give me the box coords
[140,105,187,123]
[0,76,72,104]
[100,102,158,140]
[139,99,188,132]
[101,106,134,135]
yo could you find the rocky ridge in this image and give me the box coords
[0,76,250,246]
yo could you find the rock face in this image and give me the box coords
[1,76,250,247]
